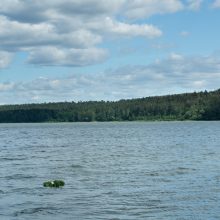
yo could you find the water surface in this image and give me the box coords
[0,122,220,219]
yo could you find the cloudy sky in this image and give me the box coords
[0,0,220,104]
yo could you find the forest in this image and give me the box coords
[0,89,220,122]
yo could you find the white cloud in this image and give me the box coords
[0,0,211,68]
[187,0,203,10]
[192,80,206,88]
[1,53,220,103]
[0,82,14,91]
[0,0,167,67]
[0,0,123,22]
[27,47,108,66]
[212,0,220,8]
[180,31,190,37]
[0,51,13,68]
[0,16,102,50]
[122,0,184,19]
[169,52,184,60]
[100,17,162,38]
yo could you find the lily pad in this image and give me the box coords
[43,180,65,188]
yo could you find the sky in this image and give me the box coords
[0,0,220,104]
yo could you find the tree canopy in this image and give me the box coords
[0,89,220,122]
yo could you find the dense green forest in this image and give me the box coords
[0,89,220,122]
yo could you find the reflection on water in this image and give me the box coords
[0,122,220,219]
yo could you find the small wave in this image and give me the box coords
[30,155,50,159]
[14,207,57,216]
[0,157,27,161]
[3,174,35,180]
[145,172,160,176]
[177,167,191,171]
[144,167,196,178]
[70,164,84,169]
[175,167,196,175]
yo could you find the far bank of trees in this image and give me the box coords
[0,89,220,122]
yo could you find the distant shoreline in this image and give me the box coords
[0,89,220,123]
[0,120,219,124]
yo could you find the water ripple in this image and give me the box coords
[0,122,220,219]
[13,206,58,217]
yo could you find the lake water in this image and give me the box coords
[0,122,220,220]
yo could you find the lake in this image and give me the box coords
[0,122,220,219]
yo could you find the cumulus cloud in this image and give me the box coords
[98,17,162,38]
[0,0,121,22]
[0,0,205,67]
[0,15,102,50]
[1,53,220,104]
[27,47,108,66]
[121,0,184,19]
[0,0,183,22]
[0,0,167,67]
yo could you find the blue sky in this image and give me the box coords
[0,0,220,104]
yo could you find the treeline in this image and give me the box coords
[0,89,220,122]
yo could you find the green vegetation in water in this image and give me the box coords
[43,180,65,188]
[0,89,220,122]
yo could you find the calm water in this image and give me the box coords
[0,122,220,220]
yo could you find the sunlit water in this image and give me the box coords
[0,122,220,220]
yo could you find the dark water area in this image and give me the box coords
[0,122,220,219]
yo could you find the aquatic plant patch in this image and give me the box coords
[43,180,65,188]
